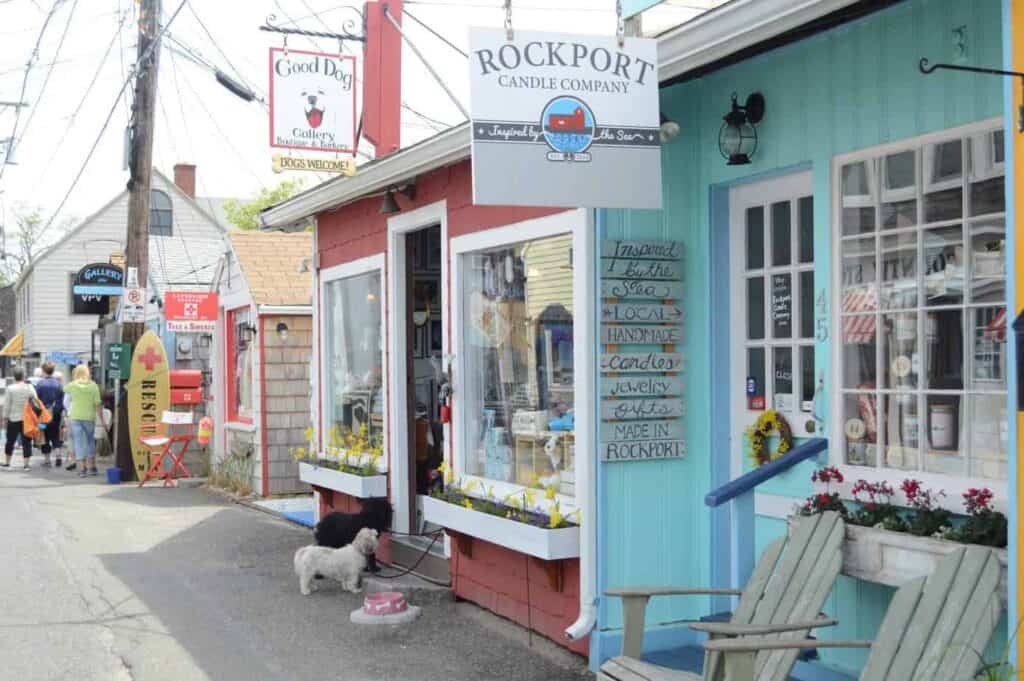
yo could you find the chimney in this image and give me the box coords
[174,163,196,198]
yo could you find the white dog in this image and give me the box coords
[293,527,379,596]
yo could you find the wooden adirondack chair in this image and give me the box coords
[600,510,845,681]
[703,546,1003,681]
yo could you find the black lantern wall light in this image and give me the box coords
[718,92,765,166]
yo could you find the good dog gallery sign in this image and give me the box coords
[468,29,661,209]
[269,48,356,154]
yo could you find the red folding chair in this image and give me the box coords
[138,411,194,487]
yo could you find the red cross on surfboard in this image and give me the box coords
[137,347,163,371]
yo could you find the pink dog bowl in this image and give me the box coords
[363,592,408,616]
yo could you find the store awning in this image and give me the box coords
[0,331,24,357]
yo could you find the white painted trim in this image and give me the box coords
[225,421,258,433]
[448,208,593,516]
[318,252,388,474]
[218,291,251,312]
[828,117,1009,513]
[754,492,800,519]
[386,199,448,534]
[256,305,313,315]
[728,170,813,482]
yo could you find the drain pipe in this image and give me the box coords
[565,208,597,642]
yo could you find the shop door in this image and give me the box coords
[728,171,817,479]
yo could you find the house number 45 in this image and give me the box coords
[815,289,829,342]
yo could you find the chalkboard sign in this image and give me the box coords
[771,273,792,338]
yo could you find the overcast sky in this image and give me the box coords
[0,0,623,249]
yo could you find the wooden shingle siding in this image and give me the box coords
[262,314,312,495]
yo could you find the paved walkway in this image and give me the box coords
[0,456,591,681]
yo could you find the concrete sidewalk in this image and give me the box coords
[0,457,591,681]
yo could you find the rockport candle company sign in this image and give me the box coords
[468,29,661,209]
[268,48,356,154]
[600,239,686,462]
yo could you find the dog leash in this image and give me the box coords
[373,529,451,587]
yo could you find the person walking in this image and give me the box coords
[62,390,76,471]
[2,366,38,470]
[35,362,64,468]
[65,365,107,478]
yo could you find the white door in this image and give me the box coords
[729,171,817,479]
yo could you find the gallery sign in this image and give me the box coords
[165,291,218,332]
[71,263,123,315]
[468,29,661,209]
[269,48,357,154]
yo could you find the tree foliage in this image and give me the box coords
[0,205,76,285]
[222,179,310,231]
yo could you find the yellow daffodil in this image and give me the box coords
[437,461,447,474]
[544,486,557,501]
[303,426,315,444]
[462,498,474,511]
[444,467,454,484]
[529,473,541,488]
[523,489,536,507]
[465,479,479,493]
[549,510,563,529]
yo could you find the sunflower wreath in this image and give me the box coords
[745,410,794,467]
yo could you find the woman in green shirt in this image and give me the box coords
[66,365,107,478]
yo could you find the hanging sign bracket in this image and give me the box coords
[919,57,1024,132]
[259,11,366,42]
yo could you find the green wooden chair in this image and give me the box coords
[600,510,845,681]
[703,546,1003,681]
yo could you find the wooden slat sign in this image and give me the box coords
[602,440,686,462]
[601,419,685,442]
[601,324,682,345]
[601,375,684,398]
[601,258,682,280]
[602,303,682,324]
[601,240,682,261]
[601,279,685,300]
[600,352,683,373]
[601,398,684,421]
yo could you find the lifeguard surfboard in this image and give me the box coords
[127,331,171,478]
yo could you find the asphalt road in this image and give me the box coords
[0,457,592,681]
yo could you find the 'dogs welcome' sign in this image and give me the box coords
[468,29,661,209]
[127,331,171,477]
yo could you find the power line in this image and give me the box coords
[402,8,467,58]
[0,0,67,185]
[36,0,189,242]
[33,11,127,187]
[185,1,265,99]
[18,0,79,145]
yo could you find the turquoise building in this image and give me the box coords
[594,0,1016,678]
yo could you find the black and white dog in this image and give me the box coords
[314,498,392,573]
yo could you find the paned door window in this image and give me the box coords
[837,125,1007,480]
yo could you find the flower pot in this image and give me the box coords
[298,461,387,498]
[788,517,1008,603]
[421,495,579,561]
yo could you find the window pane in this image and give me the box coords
[746,206,764,270]
[882,312,918,389]
[968,130,1005,216]
[969,221,1006,303]
[773,347,793,412]
[923,188,963,223]
[842,393,878,466]
[923,225,963,306]
[969,394,1008,480]
[840,237,876,312]
[969,306,1007,390]
[800,345,815,412]
[880,232,918,309]
[771,201,791,266]
[969,177,1004,217]
[748,348,766,399]
[841,161,876,235]
[882,150,917,229]
[771,273,792,339]
[464,234,574,496]
[747,277,764,340]
[325,272,384,452]
[842,319,877,388]
[882,394,919,471]
[923,394,964,475]
[799,271,814,339]
[924,309,963,390]
[230,310,253,420]
[798,196,813,263]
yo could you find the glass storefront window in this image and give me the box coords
[227,308,254,423]
[836,126,1006,482]
[324,271,384,454]
[461,233,576,497]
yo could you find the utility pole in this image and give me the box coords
[117,0,161,480]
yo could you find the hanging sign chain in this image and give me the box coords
[616,0,625,47]
[504,0,513,41]
[283,34,289,58]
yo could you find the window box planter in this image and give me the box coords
[788,517,1008,603]
[298,461,387,499]
[421,494,579,561]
